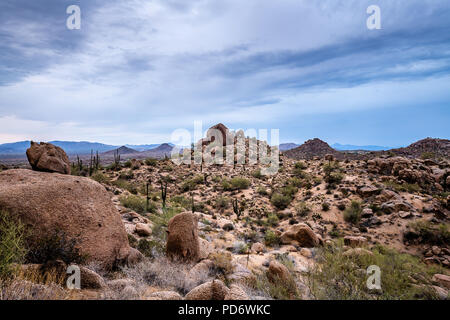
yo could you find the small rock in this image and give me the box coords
[135,223,152,237]
[344,236,368,248]
[300,248,313,258]
[432,274,450,289]
[251,242,265,254]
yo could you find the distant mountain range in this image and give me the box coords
[0,141,174,156]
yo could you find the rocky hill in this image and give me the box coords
[386,138,450,159]
[283,138,340,160]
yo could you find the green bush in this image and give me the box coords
[264,230,280,247]
[266,213,279,227]
[145,158,158,166]
[405,220,449,246]
[90,172,110,184]
[308,242,442,300]
[214,196,229,210]
[322,202,330,211]
[270,193,292,210]
[257,186,268,196]
[180,175,204,192]
[343,201,362,224]
[113,179,138,194]
[295,202,311,217]
[0,210,26,279]
[251,169,264,180]
[222,177,250,191]
[120,195,152,214]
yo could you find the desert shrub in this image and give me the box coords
[266,213,279,227]
[246,268,299,300]
[0,210,27,279]
[145,158,158,166]
[180,175,204,192]
[294,161,307,170]
[288,177,304,188]
[257,186,268,196]
[405,220,449,246]
[118,170,134,180]
[120,258,210,297]
[120,195,148,214]
[421,152,435,160]
[264,230,280,247]
[136,239,164,258]
[90,172,110,184]
[295,202,311,217]
[149,207,181,245]
[222,177,251,191]
[26,230,86,265]
[383,181,421,194]
[251,169,264,180]
[270,193,292,210]
[322,202,330,211]
[307,242,442,300]
[214,196,229,210]
[210,251,234,278]
[113,179,138,194]
[343,201,362,224]
[170,195,191,210]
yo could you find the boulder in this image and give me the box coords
[432,274,450,289]
[0,169,132,269]
[135,223,152,237]
[199,238,213,260]
[185,280,230,300]
[224,284,249,300]
[280,223,319,247]
[357,185,380,198]
[344,236,368,247]
[26,141,71,175]
[251,242,265,254]
[267,260,292,283]
[166,212,200,262]
[343,248,373,257]
[145,291,182,300]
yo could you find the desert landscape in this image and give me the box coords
[0,123,448,300]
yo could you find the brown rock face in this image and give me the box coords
[203,123,229,146]
[267,260,292,284]
[280,223,320,247]
[26,142,71,175]
[0,169,132,269]
[166,212,200,262]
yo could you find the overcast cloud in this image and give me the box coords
[0,0,449,146]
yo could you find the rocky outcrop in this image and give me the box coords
[280,223,320,247]
[26,141,71,174]
[267,260,292,284]
[185,280,230,300]
[284,138,340,160]
[166,212,200,262]
[0,169,133,269]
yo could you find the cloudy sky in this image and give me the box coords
[0,0,449,146]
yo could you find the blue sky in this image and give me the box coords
[0,0,449,146]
